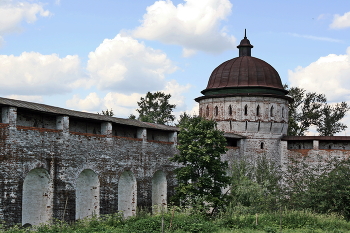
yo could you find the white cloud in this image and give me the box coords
[66,93,102,111]
[161,79,191,109]
[66,80,191,118]
[0,0,50,35]
[330,11,350,29]
[289,33,342,43]
[5,94,43,103]
[132,0,235,56]
[87,34,177,94]
[0,52,86,95]
[289,47,350,103]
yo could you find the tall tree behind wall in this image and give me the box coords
[130,91,176,125]
[285,85,349,136]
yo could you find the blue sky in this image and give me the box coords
[1,0,350,134]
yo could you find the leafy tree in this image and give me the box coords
[135,91,176,125]
[128,114,136,120]
[286,85,349,136]
[316,102,350,136]
[98,109,114,117]
[283,155,350,219]
[229,156,282,214]
[171,116,230,212]
[286,86,326,136]
[176,112,193,127]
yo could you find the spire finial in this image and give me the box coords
[237,29,253,57]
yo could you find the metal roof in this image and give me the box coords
[0,96,179,132]
[224,132,246,139]
[282,136,350,141]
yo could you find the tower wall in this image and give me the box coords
[199,96,288,137]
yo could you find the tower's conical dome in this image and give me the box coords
[197,31,289,101]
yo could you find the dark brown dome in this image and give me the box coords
[205,56,284,90]
[197,31,289,100]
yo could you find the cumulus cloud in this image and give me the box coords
[5,94,43,103]
[66,93,102,112]
[161,80,191,109]
[330,11,350,29]
[0,52,86,95]
[87,34,177,94]
[66,80,191,118]
[289,47,350,102]
[0,0,50,35]
[132,0,235,56]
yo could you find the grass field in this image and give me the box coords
[2,209,350,233]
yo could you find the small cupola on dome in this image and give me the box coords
[237,29,253,57]
[195,30,291,102]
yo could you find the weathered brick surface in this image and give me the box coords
[0,123,179,225]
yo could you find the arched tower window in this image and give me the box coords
[256,105,260,116]
[270,106,274,117]
[260,142,264,149]
[214,106,218,116]
[228,105,232,116]
[282,107,285,118]
[206,106,209,117]
[244,105,248,116]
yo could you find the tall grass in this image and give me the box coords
[2,209,350,233]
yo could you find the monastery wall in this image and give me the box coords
[280,140,350,172]
[0,105,179,226]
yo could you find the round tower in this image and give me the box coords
[195,31,292,159]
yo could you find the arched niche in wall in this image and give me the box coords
[270,106,274,117]
[76,169,100,220]
[0,174,4,222]
[244,105,248,116]
[118,170,137,218]
[22,168,52,226]
[152,170,167,214]
[256,105,260,116]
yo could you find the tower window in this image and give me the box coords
[258,121,260,131]
[260,142,264,149]
[228,105,233,116]
[215,106,218,116]
[270,106,274,117]
[256,105,260,116]
[282,107,285,118]
[244,105,248,116]
[206,106,209,117]
[230,121,232,130]
[245,121,248,131]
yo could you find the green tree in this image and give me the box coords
[135,91,176,125]
[286,86,326,136]
[98,109,114,117]
[171,116,230,212]
[316,102,350,136]
[175,112,193,127]
[283,155,350,219]
[229,156,282,214]
[286,86,349,136]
